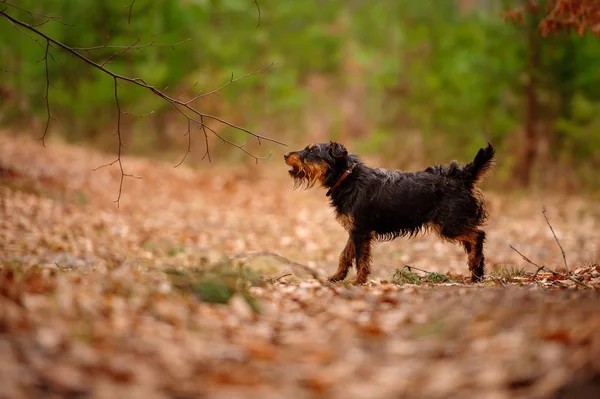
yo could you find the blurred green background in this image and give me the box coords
[1,0,599,190]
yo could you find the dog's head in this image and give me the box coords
[284,142,349,189]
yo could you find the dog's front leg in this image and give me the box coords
[352,231,372,285]
[328,236,355,282]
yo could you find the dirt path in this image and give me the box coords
[1,135,599,398]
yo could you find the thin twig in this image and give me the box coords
[71,38,191,52]
[403,265,436,275]
[92,79,142,207]
[126,0,136,24]
[531,264,546,278]
[508,246,546,278]
[200,115,211,162]
[231,250,324,282]
[173,116,192,168]
[254,0,261,28]
[169,104,214,163]
[5,15,43,48]
[509,245,544,269]
[38,40,53,146]
[267,273,292,283]
[184,61,279,105]
[542,207,570,273]
[122,110,154,118]
[175,81,198,101]
[509,245,590,289]
[3,2,71,26]
[100,36,141,67]
[113,78,125,206]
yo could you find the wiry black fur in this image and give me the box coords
[284,142,495,284]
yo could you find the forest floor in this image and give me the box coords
[1,135,600,399]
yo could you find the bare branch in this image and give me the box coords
[0,10,285,147]
[268,273,292,283]
[100,36,141,67]
[38,40,53,146]
[510,244,545,272]
[542,207,570,273]
[254,0,261,28]
[92,159,118,172]
[122,110,154,118]
[175,81,198,101]
[509,245,543,269]
[173,117,192,168]
[211,130,272,164]
[169,104,212,164]
[185,62,278,105]
[0,8,285,203]
[200,115,212,162]
[509,245,590,289]
[4,15,43,48]
[111,77,141,208]
[91,80,142,206]
[126,0,136,25]
[3,2,71,26]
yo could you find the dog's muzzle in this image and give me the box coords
[284,153,304,177]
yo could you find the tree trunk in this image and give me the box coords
[515,2,541,188]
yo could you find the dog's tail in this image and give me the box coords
[464,143,495,184]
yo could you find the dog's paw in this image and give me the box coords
[352,277,367,285]
[327,274,346,283]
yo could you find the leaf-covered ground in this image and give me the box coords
[1,135,600,398]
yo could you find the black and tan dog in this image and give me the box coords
[284,142,494,284]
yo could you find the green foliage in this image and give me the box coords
[489,265,528,283]
[393,268,424,285]
[426,272,453,284]
[393,267,454,285]
[165,260,263,311]
[1,0,600,187]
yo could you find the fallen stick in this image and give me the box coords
[267,273,292,283]
[509,245,590,289]
[542,207,570,273]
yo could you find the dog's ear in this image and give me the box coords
[329,142,348,159]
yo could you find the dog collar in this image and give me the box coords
[326,163,356,197]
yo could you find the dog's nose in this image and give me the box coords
[284,153,289,159]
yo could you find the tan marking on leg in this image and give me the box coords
[353,239,372,285]
[456,230,483,276]
[432,224,485,280]
[328,237,354,282]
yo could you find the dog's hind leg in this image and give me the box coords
[328,237,355,282]
[461,230,486,282]
[436,224,486,282]
[352,232,373,285]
